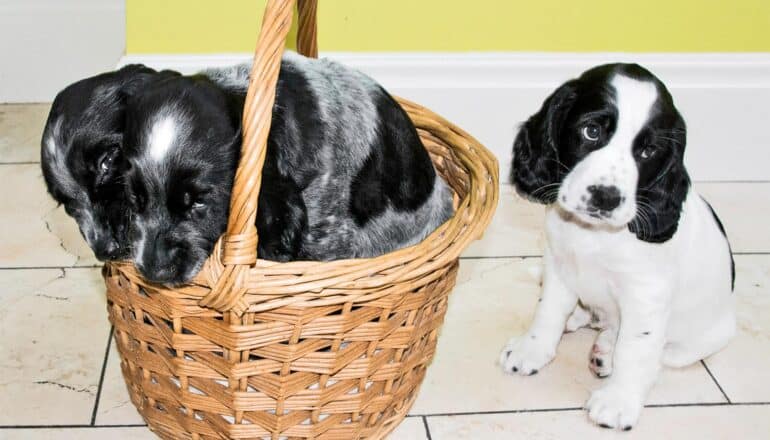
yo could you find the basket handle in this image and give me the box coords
[297,0,319,58]
[200,0,318,315]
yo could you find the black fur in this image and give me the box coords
[703,198,736,291]
[350,86,436,225]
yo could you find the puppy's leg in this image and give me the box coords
[500,249,577,375]
[565,303,592,333]
[590,326,618,378]
[587,286,669,430]
[662,312,736,368]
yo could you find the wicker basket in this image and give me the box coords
[103,0,499,438]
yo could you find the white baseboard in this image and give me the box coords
[118,52,770,181]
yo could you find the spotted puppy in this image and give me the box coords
[124,52,453,285]
[40,64,259,261]
[40,65,169,260]
[499,63,735,430]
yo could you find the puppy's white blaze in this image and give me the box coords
[148,116,177,162]
[134,227,147,267]
[609,74,658,152]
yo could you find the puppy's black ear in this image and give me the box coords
[511,82,576,204]
[629,110,690,243]
[117,66,180,102]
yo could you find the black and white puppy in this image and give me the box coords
[124,52,453,285]
[499,64,735,430]
[40,65,166,260]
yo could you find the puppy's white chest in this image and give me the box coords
[545,208,640,313]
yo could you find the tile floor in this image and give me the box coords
[1,104,768,439]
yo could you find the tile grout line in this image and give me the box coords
[3,402,769,430]
[0,424,147,429]
[90,326,115,426]
[0,161,39,165]
[701,359,732,404]
[409,401,770,418]
[421,415,433,440]
[410,407,584,418]
[0,265,101,271]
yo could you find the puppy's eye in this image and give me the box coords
[182,191,205,211]
[97,150,117,173]
[581,123,601,142]
[640,145,658,160]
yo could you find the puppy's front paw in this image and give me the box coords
[499,335,555,376]
[589,343,614,378]
[586,385,642,430]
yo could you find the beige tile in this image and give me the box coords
[388,417,428,440]
[426,404,770,440]
[462,185,545,258]
[694,182,770,254]
[0,164,98,268]
[2,427,154,440]
[0,104,50,163]
[411,258,726,415]
[94,344,144,425]
[0,268,110,425]
[704,255,770,403]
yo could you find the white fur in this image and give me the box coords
[501,73,735,430]
[147,115,177,162]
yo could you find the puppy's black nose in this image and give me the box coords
[94,240,121,261]
[587,185,622,212]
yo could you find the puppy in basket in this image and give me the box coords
[499,63,736,430]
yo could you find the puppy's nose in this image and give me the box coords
[587,185,622,212]
[94,240,121,261]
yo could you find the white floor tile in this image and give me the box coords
[389,417,429,440]
[426,404,770,439]
[697,182,770,254]
[0,104,50,163]
[0,165,98,268]
[411,258,726,416]
[462,185,545,258]
[1,427,154,440]
[0,268,110,425]
[94,344,144,425]
[705,255,770,403]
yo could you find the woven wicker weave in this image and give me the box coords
[103,0,499,438]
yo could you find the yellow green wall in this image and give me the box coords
[126,0,770,53]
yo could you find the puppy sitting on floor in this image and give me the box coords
[499,63,735,430]
[123,52,453,285]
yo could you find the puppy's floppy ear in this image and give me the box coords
[511,82,576,204]
[629,109,690,243]
[117,66,180,102]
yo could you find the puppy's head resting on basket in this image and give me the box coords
[40,65,168,261]
[511,63,689,242]
[122,74,244,284]
[124,53,452,286]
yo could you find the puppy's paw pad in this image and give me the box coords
[589,354,613,378]
[586,386,642,430]
[499,336,555,376]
